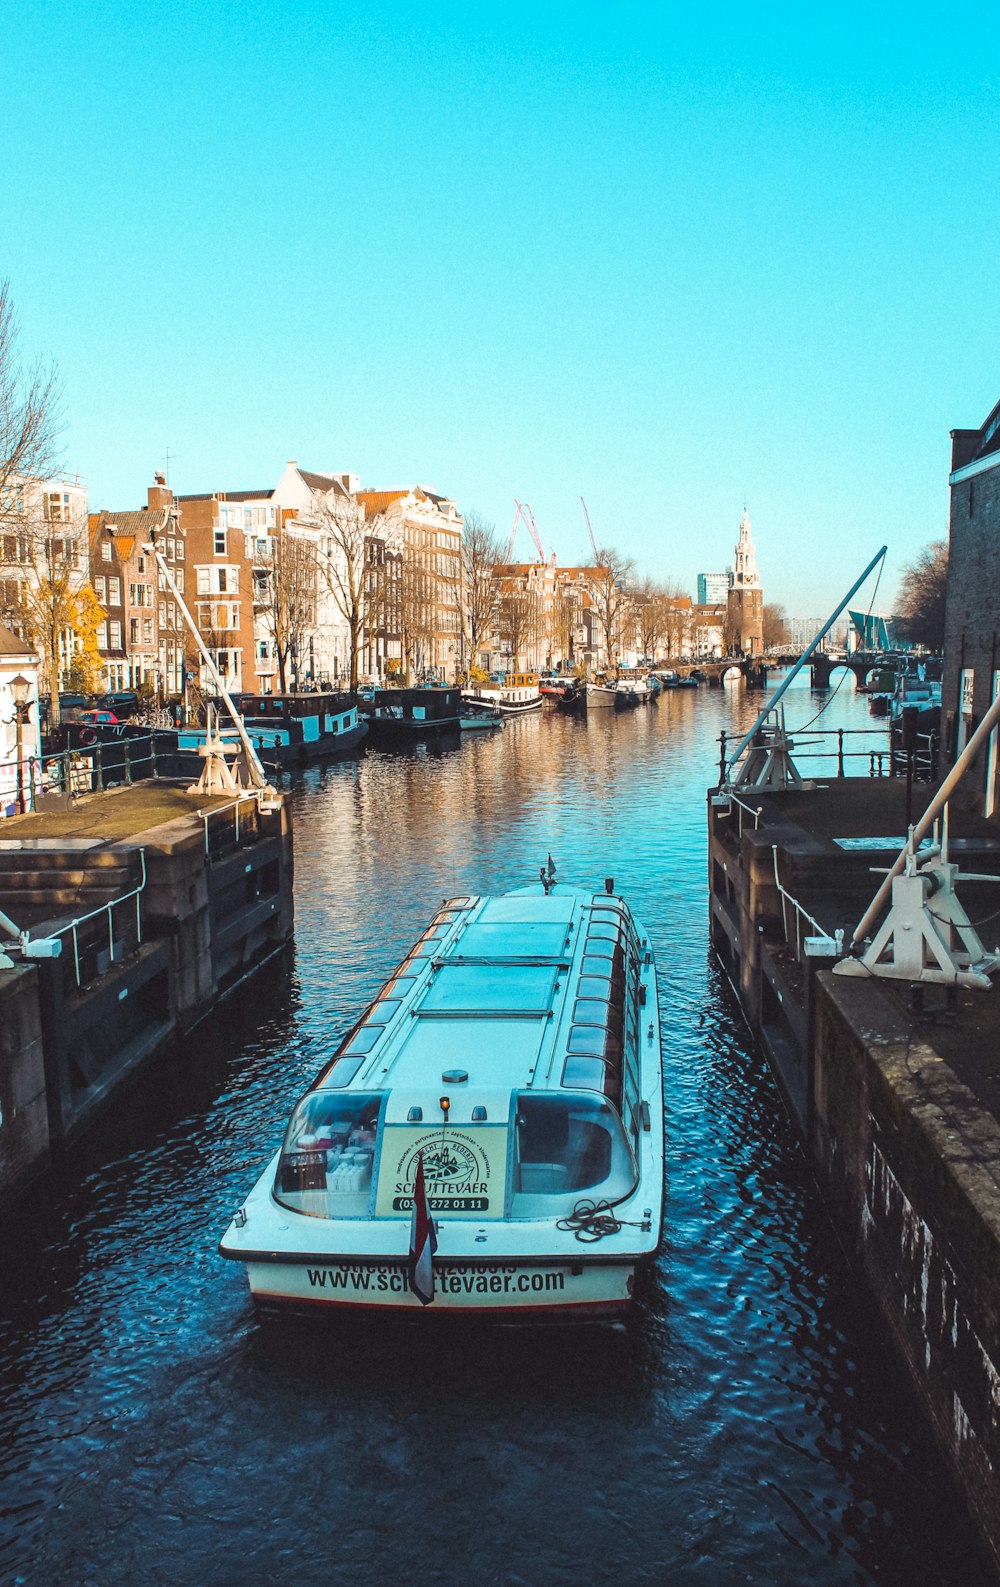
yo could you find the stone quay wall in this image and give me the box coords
[0,794,294,1202]
[708,789,1000,1575]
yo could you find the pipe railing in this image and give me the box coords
[719,725,892,787]
[771,846,835,963]
[20,850,148,989]
[197,794,264,859]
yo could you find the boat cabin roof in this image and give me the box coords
[311,886,647,1105]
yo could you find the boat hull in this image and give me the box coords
[583,684,617,709]
[243,1254,639,1319]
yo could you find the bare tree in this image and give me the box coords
[494,576,540,672]
[397,556,436,683]
[259,523,316,692]
[310,495,393,690]
[0,280,62,531]
[722,603,742,656]
[895,540,948,650]
[590,546,635,669]
[762,602,790,651]
[461,509,503,672]
[546,585,579,670]
[3,501,89,722]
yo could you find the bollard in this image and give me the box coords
[837,729,845,777]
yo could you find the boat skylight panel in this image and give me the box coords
[420,963,559,1016]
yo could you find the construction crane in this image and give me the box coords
[580,496,601,563]
[505,499,546,563]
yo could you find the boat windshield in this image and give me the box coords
[510,1092,637,1218]
[273,1092,383,1218]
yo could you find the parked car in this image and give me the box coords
[94,691,141,718]
[78,709,120,726]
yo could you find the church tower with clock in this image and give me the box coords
[727,507,764,656]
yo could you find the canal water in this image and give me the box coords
[0,673,992,1586]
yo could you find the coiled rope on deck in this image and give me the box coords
[556,1197,646,1242]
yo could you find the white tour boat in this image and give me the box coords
[220,867,664,1320]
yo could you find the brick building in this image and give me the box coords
[943,398,1000,817]
[88,499,185,695]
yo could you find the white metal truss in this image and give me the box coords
[835,819,1000,990]
[731,708,815,793]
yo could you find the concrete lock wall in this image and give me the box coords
[0,796,294,1197]
[707,790,1000,1572]
[813,973,1000,1566]
[0,965,50,1201]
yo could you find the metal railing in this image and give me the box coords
[730,791,765,836]
[2,730,286,818]
[19,850,148,989]
[770,845,841,963]
[197,794,264,859]
[719,724,892,785]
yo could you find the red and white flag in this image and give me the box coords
[408,1152,438,1306]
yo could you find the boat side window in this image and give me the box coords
[573,998,610,1025]
[343,1026,384,1054]
[578,975,611,999]
[380,974,416,999]
[567,1025,605,1057]
[581,944,614,967]
[274,1091,383,1219]
[562,1056,609,1091]
[407,929,449,960]
[510,1093,637,1217]
[363,999,400,1027]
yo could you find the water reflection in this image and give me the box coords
[0,677,990,1586]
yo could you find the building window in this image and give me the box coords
[214,530,226,555]
[97,622,108,648]
[102,540,113,562]
[175,568,184,592]
[108,577,121,604]
[109,620,122,649]
[143,619,153,643]
[129,619,139,646]
[94,576,106,601]
[137,555,145,573]
[197,567,210,594]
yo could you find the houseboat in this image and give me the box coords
[462,672,543,715]
[539,673,582,707]
[360,686,463,740]
[172,692,367,771]
[219,870,664,1320]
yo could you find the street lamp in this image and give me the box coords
[9,674,32,816]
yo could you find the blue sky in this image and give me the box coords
[5,1,998,615]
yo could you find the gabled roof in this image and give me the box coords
[298,470,350,497]
[0,622,37,660]
[90,508,171,564]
